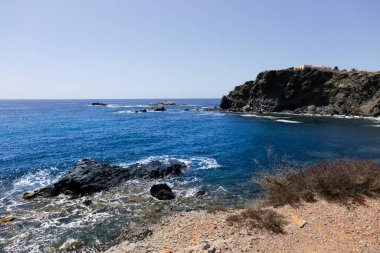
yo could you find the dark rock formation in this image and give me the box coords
[150,183,175,200]
[91,102,108,106]
[23,159,186,199]
[195,190,206,197]
[134,109,148,113]
[149,101,176,106]
[83,199,92,206]
[151,107,166,111]
[220,68,380,116]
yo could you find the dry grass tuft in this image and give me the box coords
[226,207,287,234]
[255,159,380,207]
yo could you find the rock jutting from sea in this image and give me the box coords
[23,158,187,199]
[220,66,380,117]
[149,101,176,106]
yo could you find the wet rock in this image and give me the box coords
[151,107,166,112]
[22,191,35,200]
[150,183,175,200]
[0,216,16,223]
[135,109,147,113]
[83,199,92,206]
[195,190,206,197]
[23,159,186,199]
[117,226,153,243]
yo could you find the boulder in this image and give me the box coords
[23,159,186,199]
[150,183,175,200]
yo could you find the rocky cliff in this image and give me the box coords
[220,68,380,116]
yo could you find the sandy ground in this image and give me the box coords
[105,198,380,253]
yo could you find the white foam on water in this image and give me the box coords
[272,111,380,121]
[175,177,200,185]
[120,155,221,171]
[106,104,151,108]
[113,110,137,114]
[275,119,302,124]
[241,114,279,119]
[5,168,63,205]
[182,187,200,198]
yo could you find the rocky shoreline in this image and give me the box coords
[220,67,380,117]
[105,198,380,253]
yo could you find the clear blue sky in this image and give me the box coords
[1,0,379,99]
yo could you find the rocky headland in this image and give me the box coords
[220,67,380,116]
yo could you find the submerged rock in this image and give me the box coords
[0,216,16,223]
[220,67,380,116]
[150,183,175,200]
[23,159,186,199]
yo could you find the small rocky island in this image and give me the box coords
[91,102,108,106]
[149,101,176,106]
[220,66,380,116]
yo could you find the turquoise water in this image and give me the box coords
[0,99,379,252]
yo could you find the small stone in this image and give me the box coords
[208,246,216,253]
[202,242,211,250]
[291,214,307,228]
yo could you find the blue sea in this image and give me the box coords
[1,99,380,252]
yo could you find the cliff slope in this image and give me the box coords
[220,68,380,116]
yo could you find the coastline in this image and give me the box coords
[221,110,380,121]
[105,198,380,253]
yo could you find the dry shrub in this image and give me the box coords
[255,159,380,207]
[226,207,287,234]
